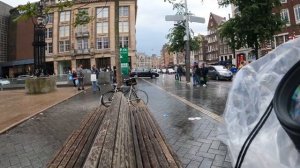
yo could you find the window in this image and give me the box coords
[46,28,53,38]
[96,22,108,34]
[96,37,109,49]
[96,7,108,18]
[119,6,129,17]
[46,42,53,54]
[59,26,70,37]
[78,38,88,50]
[280,0,287,3]
[119,36,129,47]
[280,9,290,25]
[77,24,88,33]
[59,40,70,53]
[119,21,129,32]
[60,11,70,22]
[47,13,54,24]
[294,5,300,24]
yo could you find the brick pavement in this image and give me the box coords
[140,78,233,168]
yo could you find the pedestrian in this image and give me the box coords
[177,65,183,81]
[192,62,198,86]
[195,65,202,86]
[72,69,77,88]
[238,61,245,70]
[91,65,100,93]
[77,64,84,91]
[200,63,208,87]
[174,65,178,80]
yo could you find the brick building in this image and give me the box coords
[1,0,137,77]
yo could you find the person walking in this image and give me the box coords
[177,65,183,81]
[72,70,77,88]
[192,63,198,86]
[174,65,179,80]
[77,64,84,91]
[91,65,100,93]
[201,63,208,87]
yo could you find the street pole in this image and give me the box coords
[184,0,191,83]
[115,0,122,87]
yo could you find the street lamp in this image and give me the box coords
[32,0,47,77]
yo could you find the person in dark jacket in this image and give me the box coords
[77,64,84,91]
[177,65,184,81]
[200,63,208,87]
[72,70,77,87]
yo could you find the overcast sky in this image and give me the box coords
[2,0,231,56]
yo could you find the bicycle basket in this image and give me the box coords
[125,78,137,86]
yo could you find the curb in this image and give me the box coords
[0,87,89,134]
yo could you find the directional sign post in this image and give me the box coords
[165,0,205,83]
[120,47,129,77]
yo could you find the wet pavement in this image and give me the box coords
[0,76,232,168]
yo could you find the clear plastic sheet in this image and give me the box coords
[219,38,300,168]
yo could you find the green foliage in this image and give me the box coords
[219,0,284,59]
[74,10,92,27]
[13,2,37,22]
[166,22,200,53]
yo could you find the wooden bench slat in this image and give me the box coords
[141,105,182,168]
[48,107,100,168]
[129,107,144,168]
[66,108,107,168]
[138,106,170,168]
[97,93,122,167]
[135,107,160,168]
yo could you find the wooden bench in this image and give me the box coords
[83,92,182,168]
[47,106,108,168]
[48,92,181,168]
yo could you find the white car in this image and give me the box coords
[0,79,10,85]
[161,69,167,73]
[167,68,175,74]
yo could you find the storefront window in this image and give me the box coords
[290,85,300,123]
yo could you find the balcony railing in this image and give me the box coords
[74,49,90,55]
[75,32,89,38]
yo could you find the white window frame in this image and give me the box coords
[46,42,53,54]
[96,22,108,34]
[46,28,53,38]
[119,36,129,48]
[280,9,290,26]
[59,40,70,53]
[119,6,129,17]
[96,7,109,18]
[77,38,88,50]
[294,4,300,24]
[47,13,54,24]
[59,26,70,38]
[60,11,70,22]
[96,37,109,50]
[119,21,129,33]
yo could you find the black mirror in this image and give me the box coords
[274,60,300,151]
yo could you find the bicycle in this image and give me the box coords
[100,78,148,107]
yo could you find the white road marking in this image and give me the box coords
[142,79,224,123]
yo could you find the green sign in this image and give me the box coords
[120,47,129,76]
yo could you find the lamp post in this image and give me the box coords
[32,0,47,77]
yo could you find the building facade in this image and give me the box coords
[0,2,12,64]
[206,13,227,64]
[45,0,137,75]
[1,0,137,77]
[193,34,208,63]
[160,44,174,68]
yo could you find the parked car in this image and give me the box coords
[17,75,31,80]
[130,70,159,78]
[207,65,233,81]
[161,69,167,74]
[0,79,10,85]
[167,68,175,74]
[152,69,161,73]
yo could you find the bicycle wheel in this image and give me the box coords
[129,89,148,105]
[101,90,114,107]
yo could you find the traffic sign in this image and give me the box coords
[165,15,184,21]
[189,16,205,23]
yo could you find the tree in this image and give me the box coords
[219,0,284,60]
